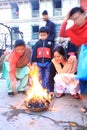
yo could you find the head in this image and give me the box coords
[69,7,86,26]
[42,10,49,21]
[39,26,49,41]
[53,45,67,63]
[14,39,25,56]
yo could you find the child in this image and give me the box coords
[2,39,31,96]
[31,26,54,91]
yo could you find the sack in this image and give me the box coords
[16,47,31,68]
[77,45,87,80]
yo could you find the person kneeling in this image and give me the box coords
[49,45,80,99]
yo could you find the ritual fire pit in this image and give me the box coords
[25,65,51,112]
[25,95,50,112]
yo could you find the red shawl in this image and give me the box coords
[59,20,87,46]
[66,20,87,46]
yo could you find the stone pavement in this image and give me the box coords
[0,79,87,130]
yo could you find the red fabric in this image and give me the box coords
[59,22,67,37]
[59,20,87,46]
[37,47,51,58]
[9,50,21,81]
[68,52,75,56]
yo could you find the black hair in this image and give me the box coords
[14,39,25,48]
[52,45,67,59]
[39,26,49,34]
[42,10,48,15]
[69,7,84,18]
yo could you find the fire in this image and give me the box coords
[25,65,51,111]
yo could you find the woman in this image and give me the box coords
[59,7,87,113]
[49,45,80,98]
[2,39,31,96]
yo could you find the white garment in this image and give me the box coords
[54,73,80,95]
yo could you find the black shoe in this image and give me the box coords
[18,90,26,94]
[8,92,14,97]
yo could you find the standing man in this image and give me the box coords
[42,10,56,47]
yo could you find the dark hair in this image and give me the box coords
[39,26,49,34]
[69,7,84,18]
[14,39,25,48]
[42,10,48,15]
[53,45,67,59]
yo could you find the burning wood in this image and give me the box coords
[25,65,51,112]
[25,97,50,112]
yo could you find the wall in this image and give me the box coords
[0,0,80,47]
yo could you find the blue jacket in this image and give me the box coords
[46,20,56,42]
[32,39,54,63]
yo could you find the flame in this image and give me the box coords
[26,65,51,103]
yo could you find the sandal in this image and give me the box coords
[73,93,80,99]
[55,93,65,98]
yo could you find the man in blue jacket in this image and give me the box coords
[42,10,56,47]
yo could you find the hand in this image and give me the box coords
[28,78,33,86]
[32,62,37,67]
[27,62,31,67]
[11,79,17,93]
[64,9,71,22]
[68,55,77,63]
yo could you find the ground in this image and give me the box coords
[0,79,87,130]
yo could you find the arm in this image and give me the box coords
[49,62,56,92]
[31,42,37,63]
[9,51,21,92]
[59,11,70,37]
[46,21,56,41]
[48,23,56,41]
[59,21,67,37]
[68,55,78,74]
[9,55,17,92]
